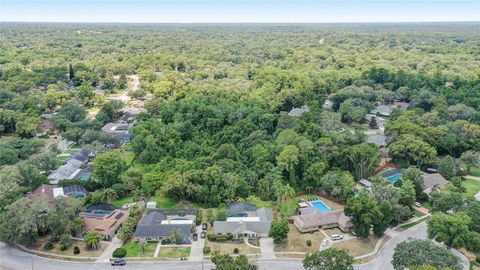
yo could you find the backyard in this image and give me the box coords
[461,178,480,199]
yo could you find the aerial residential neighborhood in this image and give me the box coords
[1,1,480,270]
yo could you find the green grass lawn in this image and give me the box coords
[56,155,69,167]
[122,241,157,257]
[112,195,135,208]
[158,247,191,258]
[469,167,480,177]
[245,196,273,209]
[150,194,200,209]
[279,197,298,217]
[399,216,430,230]
[413,209,426,217]
[462,179,480,199]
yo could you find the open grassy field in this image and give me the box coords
[122,241,157,257]
[158,247,191,258]
[462,179,480,198]
[112,195,135,208]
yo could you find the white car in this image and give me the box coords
[321,239,329,247]
[330,234,343,241]
[414,202,421,207]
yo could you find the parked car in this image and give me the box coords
[414,202,421,207]
[201,231,206,239]
[351,231,357,236]
[321,239,329,247]
[111,258,126,266]
[330,234,343,241]
[193,233,198,241]
[202,223,208,230]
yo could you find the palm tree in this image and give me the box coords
[100,188,118,204]
[85,231,102,250]
[137,238,147,254]
[282,184,296,217]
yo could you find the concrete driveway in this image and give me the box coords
[96,236,122,262]
[188,225,205,261]
[259,238,276,259]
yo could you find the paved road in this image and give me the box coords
[355,222,469,270]
[0,243,303,270]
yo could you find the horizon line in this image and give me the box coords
[1,20,479,24]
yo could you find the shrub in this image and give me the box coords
[476,256,480,264]
[161,238,172,245]
[112,247,127,258]
[306,240,312,247]
[43,241,54,251]
[196,210,203,226]
[203,246,211,254]
[73,246,80,255]
[233,248,239,254]
[59,234,72,250]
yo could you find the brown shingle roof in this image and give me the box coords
[29,184,55,205]
[81,209,129,237]
[293,209,353,230]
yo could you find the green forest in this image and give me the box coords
[0,23,479,254]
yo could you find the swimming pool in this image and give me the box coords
[387,174,401,182]
[310,200,332,213]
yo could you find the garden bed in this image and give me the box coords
[30,236,106,257]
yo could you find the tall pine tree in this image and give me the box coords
[69,64,75,80]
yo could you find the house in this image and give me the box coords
[364,114,386,130]
[101,123,133,144]
[134,209,197,243]
[358,179,372,188]
[227,202,257,217]
[372,104,393,117]
[213,208,274,239]
[66,149,94,167]
[81,206,129,240]
[367,134,387,148]
[293,209,353,233]
[287,105,310,117]
[54,185,88,199]
[422,173,449,195]
[146,202,157,209]
[74,166,93,181]
[28,184,56,205]
[48,162,81,184]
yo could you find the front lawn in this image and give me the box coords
[462,179,480,199]
[332,234,380,257]
[122,241,157,257]
[31,236,106,257]
[467,166,480,177]
[414,209,426,217]
[206,240,259,255]
[274,223,324,253]
[158,247,191,258]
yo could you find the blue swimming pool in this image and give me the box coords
[387,174,401,182]
[310,200,332,213]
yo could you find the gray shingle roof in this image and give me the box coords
[227,202,257,216]
[256,208,274,222]
[422,173,449,194]
[213,221,271,235]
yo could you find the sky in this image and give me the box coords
[1,0,479,23]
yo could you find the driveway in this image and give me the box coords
[259,238,276,259]
[188,225,205,261]
[96,236,122,262]
[355,222,469,270]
